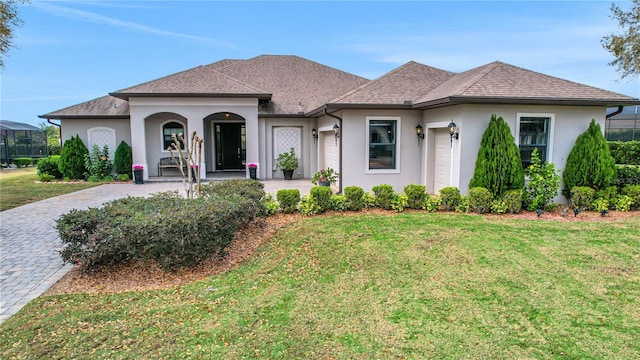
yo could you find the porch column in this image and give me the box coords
[129,108,148,180]
[188,117,205,179]
[245,112,260,179]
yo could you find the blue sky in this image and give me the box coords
[2,0,639,127]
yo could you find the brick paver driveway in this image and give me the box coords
[0,180,312,323]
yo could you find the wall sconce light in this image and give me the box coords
[416,124,424,144]
[333,123,340,145]
[312,128,318,143]
[448,120,459,140]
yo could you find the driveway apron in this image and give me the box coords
[0,180,312,323]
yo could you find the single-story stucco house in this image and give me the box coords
[40,55,639,198]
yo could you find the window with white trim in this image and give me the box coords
[367,117,400,171]
[162,121,185,150]
[517,114,553,167]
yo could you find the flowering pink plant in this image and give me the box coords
[133,165,144,170]
[190,164,199,169]
[311,167,338,185]
[248,163,258,169]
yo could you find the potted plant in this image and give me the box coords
[247,163,258,180]
[133,165,144,184]
[277,147,299,180]
[312,167,338,186]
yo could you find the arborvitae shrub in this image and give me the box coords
[60,135,89,180]
[469,114,524,198]
[344,186,365,211]
[372,184,396,210]
[439,186,461,211]
[404,184,427,209]
[563,119,616,196]
[37,156,63,179]
[469,187,493,214]
[277,189,300,213]
[113,140,133,177]
[310,186,333,212]
[570,186,596,210]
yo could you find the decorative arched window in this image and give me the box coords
[162,121,185,150]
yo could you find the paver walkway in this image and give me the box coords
[0,179,313,323]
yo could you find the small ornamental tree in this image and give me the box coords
[59,135,89,180]
[563,119,617,196]
[469,114,524,197]
[523,148,560,211]
[113,140,133,177]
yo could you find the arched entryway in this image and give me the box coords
[204,112,246,172]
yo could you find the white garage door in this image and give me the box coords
[433,128,451,194]
[322,132,340,187]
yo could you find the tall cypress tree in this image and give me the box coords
[469,114,524,197]
[563,119,616,195]
[59,135,89,180]
[113,140,133,177]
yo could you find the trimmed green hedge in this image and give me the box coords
[608,141,640,165]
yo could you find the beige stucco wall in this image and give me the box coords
[128,97,259,179]
[424,104,607,201]
[321,109,423,193]
[60,118,132,150]
[263,117,315,180]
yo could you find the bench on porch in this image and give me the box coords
[157,157,187,176]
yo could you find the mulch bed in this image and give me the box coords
[44,209,638,296]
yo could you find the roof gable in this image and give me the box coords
[330,61,454,106]
[414,61,637,107]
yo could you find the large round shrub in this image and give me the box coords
[37,156,63,179]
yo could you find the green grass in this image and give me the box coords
[1,213,639,359]
[0,167,101,211]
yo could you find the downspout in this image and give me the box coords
[324,109,343,194]
[47,119,62,146]
[606,106,623,119]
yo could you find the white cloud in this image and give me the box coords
[31,2,243,49]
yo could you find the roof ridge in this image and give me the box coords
[111,64,209,94]
[201,66,270,94]
[330,62,419,103]
[456,61,502,95]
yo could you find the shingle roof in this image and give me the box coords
[330,61,454,106]
[413,61,638,107]
[39,56,639,120]
[39,95,129,119]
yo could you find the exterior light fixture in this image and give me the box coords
[333,123,340,145]
[448,120,459,140]
[312,128,318,143]
[416,124,424,144]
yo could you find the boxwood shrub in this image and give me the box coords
[614,165,640,188]
[310,186,333,212]
[277,189,300,213]
[404,184,427,210]
[372,184,395,210]
[343,186,365,211]
[57,191,260,271]
[13,157,33,168]
[439,186,461,211]
[201,179,266,214]
[502,189,523,214]
[570,186,596,210]
[469,187,493,214]
[37,156,63,179]
[608,141,640,165]
[622,184,640,209]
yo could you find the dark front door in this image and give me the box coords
[216,124,245,170]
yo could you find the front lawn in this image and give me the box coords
[0,168,101,211]
[1,213,638,358]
